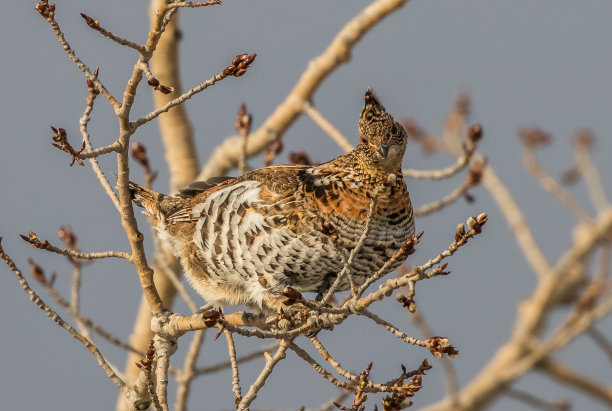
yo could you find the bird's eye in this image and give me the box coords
[391,123,398,135]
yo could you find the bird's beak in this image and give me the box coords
[377,144,390,159]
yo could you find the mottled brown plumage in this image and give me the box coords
[130,88,415,312]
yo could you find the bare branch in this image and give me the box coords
[520,128,591,222]
[573,130,610,213]
[20,231,132,261]
[304,101,354,153]
[587,327,612,365]
[404,124,482,180]
[225,330,243,406]
[167,0,223,10]
[414,158,485,217]
[538,358,612,407]
[481,160,554,278]
[78,70,122,211]
[153,335,178,411]
[409,308,458,400]
[80,12,145,53]
[504,388,569,411]
[238,340,290,410]
[132,54,256,129]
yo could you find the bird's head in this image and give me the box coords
[358,87,407,174]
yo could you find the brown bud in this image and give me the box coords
[519,128,551,148]
[288,151,312,165]
[233,68,247,77]
[80,13,98,28]
[231,53,248,66]
[573,129,594,151]
[466,216,477,230]
[427,336,459,359]
[58,226,77,249]
[147,77,160,87]
[28,258,46,284]
[455,223,465,242]
[454,92,470,117]
[561,166,581,185]
[476,213,488,225]
[222,66,234,76]
[158,85,173,94]
[283,286,302,301]
[240,53,257,67]
[467,123,482,143]
[400,118,426,141]
[131,142,149,168]
[202,310,222,327]
[235,103,252,135]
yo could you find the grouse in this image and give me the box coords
[130,88,415,312]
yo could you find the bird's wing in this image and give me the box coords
[300,165,373,222]
[165,166,308,224]
[177,176,236,198]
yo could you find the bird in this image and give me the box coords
[130,87,415,313]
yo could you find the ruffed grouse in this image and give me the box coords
[130,88,415,312]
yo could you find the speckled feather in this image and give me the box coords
[130,88,415,312]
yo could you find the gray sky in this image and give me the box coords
[1,1,611,410]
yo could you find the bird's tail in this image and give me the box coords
[129,181,164,217]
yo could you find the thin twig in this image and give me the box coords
[414,179,471,217]
[147,368,163,411]
[481,160,554,278]
[309,336,361,384]
[237,339,290,410]
[79,74,121,210]
[78,141,123,159]
[311,392,351,411]
[69,262,95,341]
[409,309,458,400]
[504,388,569,411]
[289,342,353,391]
[587,327,612,365]
[303,101,354,153]
[320,193,379,304]
[523,146,591,222]
[79,12,145,53]
[225,329,243,406]
[404,144,475,180]
[538,358,612,407]
[167,0,223,9]
[594,242,611,283]
[291,341,412,394]
[193,343,279,377]
[133,59,251,129]
[358,309,429,349]
[21,231,131,261]
[574,131,610,213]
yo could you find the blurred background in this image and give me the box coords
[1,1,611,410]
